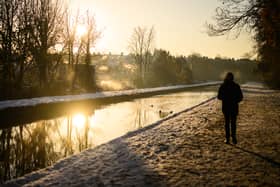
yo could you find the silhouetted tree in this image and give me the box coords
[0,0,20,95]
[28,0,65,88]
[207,0,280,87]
[71,11,100,91]
[255,0,280,87]
[0,0,103,99]
[0,0,36,96]
[14,1,34,89]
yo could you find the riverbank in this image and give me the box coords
[5,91,280,186]
[0,82,222,111]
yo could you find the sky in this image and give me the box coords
[69,0,254,58]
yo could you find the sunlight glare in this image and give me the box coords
[76,25,87,38]
[73,47,78,54]
[54,44,63,52]
[100,80,124,90]
[72,113,86,128]
[89,115,97,128]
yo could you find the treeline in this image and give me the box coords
[187,53,260,83]
[97,50,260,90]
[133,49,192,88]
[135,51,260,87]
[0,0,99,100]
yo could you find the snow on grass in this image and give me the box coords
[0,81,222,110]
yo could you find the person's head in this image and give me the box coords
[224,72,234,82]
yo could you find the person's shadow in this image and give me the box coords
[230,145,280,167]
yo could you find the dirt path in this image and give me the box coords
[6,92,280,186]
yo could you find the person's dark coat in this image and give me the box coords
[218,81,243,116]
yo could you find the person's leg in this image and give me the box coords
[231,114,237,144]
[224,114,230,143]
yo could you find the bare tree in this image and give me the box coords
[15,0,36,88]
[84,11,100,65]
[207,0,280,87]
[128,26,155,86]
[144,27,155,72]
[63,8,79,68]
[83,11,100,90]
[28,0,65,88]
[71,10,100,91]
[0,0,102,98]
[206,0,261,37]
[0,0,35,94]
[0,0,20,91]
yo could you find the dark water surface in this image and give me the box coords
[0,87,217,182]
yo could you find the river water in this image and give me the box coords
[0,86,217,181]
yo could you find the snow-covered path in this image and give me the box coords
[5,91,280,186]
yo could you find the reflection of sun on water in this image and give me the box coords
[72,113,86,129]
[89,115,97,128]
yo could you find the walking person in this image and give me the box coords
[218,72,243,144]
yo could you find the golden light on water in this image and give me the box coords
[72,113,86,128]
[41,90,218,156]
[89,115,97,128]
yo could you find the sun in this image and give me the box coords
[76,25,87,38]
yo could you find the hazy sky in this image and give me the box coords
[69,0,254,58]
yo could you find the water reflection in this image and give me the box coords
[72,114,86,128]
[0,89,216,182]
[0,123,59,181]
